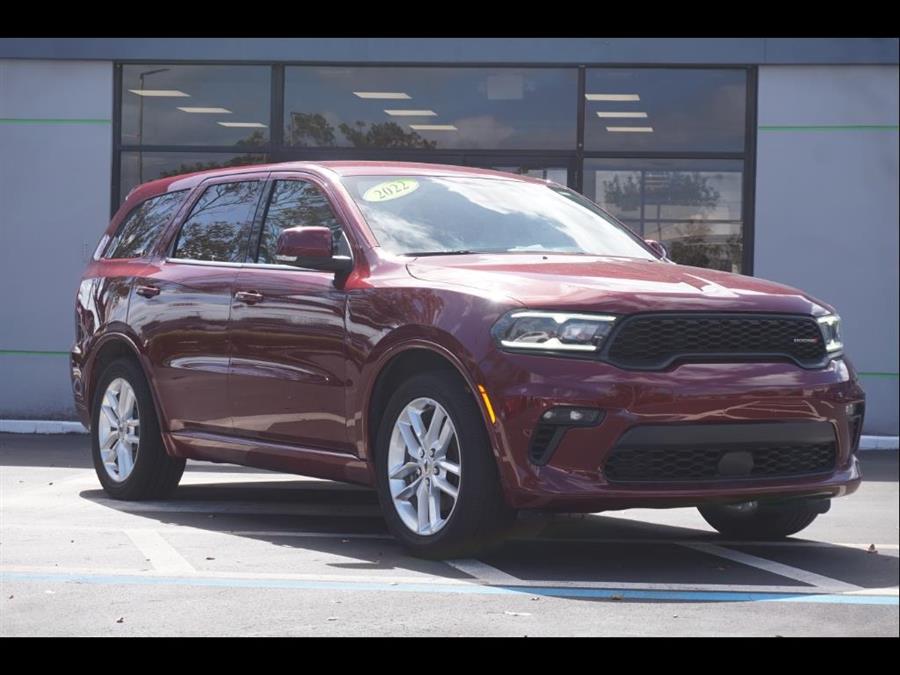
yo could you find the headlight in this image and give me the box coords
[817,314,843,352]
[491,310,617,353]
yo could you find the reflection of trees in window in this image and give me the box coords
[107,191,186,258]
[235,129,267,148]
[258,181,346,263]
[289,113,337,147]
[175,182,262,262]
[666,223,742,272]
[603,172,720,215]
[339,121,436,149]
[159,154,267,179]
[603,171,741,271]
[287,112,436,149]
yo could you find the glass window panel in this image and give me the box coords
[584,69,746,152]
[257,180,350,264]
[341,175,654,260]
[583,158,744,273]
[173,181,264,263]
[121,65,270,146]
[490,166,569,185]
[119,151,268,203]
[106,190,188,259]
[284,67,576,150]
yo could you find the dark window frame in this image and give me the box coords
[112,61,757,275]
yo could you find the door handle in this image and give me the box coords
[136,285,160,298]
[234,290,264,305]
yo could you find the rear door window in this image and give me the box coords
[172,181,264,263]
[105,190,188,259]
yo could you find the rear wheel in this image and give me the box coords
[374,372,515,559]
[91,358,184,500]
[698,500,822,539]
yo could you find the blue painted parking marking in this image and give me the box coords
[3,571,896,606]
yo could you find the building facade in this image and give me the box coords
[1,38,897,434]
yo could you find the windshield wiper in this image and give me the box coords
[401,250,480,257]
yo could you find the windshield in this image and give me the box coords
[341,175,656,259]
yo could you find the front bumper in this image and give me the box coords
[476,351,865,510]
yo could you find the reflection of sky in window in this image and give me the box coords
[284,67,577,149]
[121,65,271,146]
[345,176,654,258]
[584,69,746,152]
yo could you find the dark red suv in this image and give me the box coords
[72,161,865,557]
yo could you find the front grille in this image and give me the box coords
[605,313,827,370]
[605,443,836,483]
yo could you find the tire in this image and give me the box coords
[698,500,820,539]
[373,371,515,559]
[91,357,185,500]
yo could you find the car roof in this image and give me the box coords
[123,160,549,207]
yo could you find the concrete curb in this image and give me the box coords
[1,420,87,434]
[860,435,900,451]
[1,419,898,450]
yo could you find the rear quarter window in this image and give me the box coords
[104,190,188,259]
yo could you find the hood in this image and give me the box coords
[406,254,832,316]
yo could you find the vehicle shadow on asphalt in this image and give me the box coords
[76,477,899,593]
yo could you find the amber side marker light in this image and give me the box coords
[477,385,497,424]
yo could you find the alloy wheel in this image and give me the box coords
[97,377,140,482]
[387,397,461,536]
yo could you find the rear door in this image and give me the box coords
[128,173,268,435]
[228,172,354,453]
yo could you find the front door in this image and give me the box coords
[228,172,353,454]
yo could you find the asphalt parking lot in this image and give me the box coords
[1,433,897,636]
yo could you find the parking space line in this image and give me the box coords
[124,529,195,574]
[2,569,896,606]
[3,564,881,596]
[445,559,521,584]
[681,542,861,591]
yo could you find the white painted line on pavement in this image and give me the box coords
[843,587,900,596]
[681,542,861,592]
[445,558,521,584]
[0,563,868,596]
[124,529,195,574]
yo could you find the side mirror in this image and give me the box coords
[644,238,669,260]
[275,226,352,273]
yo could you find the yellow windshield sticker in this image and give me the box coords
[363,179,419,202]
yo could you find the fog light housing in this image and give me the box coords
[530,407,604,466]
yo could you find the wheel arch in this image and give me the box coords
[86,333,169,446]
[362,341,502,482]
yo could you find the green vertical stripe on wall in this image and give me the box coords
[759,124,899,131]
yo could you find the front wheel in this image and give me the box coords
[374,372,515,559]
[698,500,822,539]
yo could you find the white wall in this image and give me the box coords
[754,65,899,434]
[0,60,112,418]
